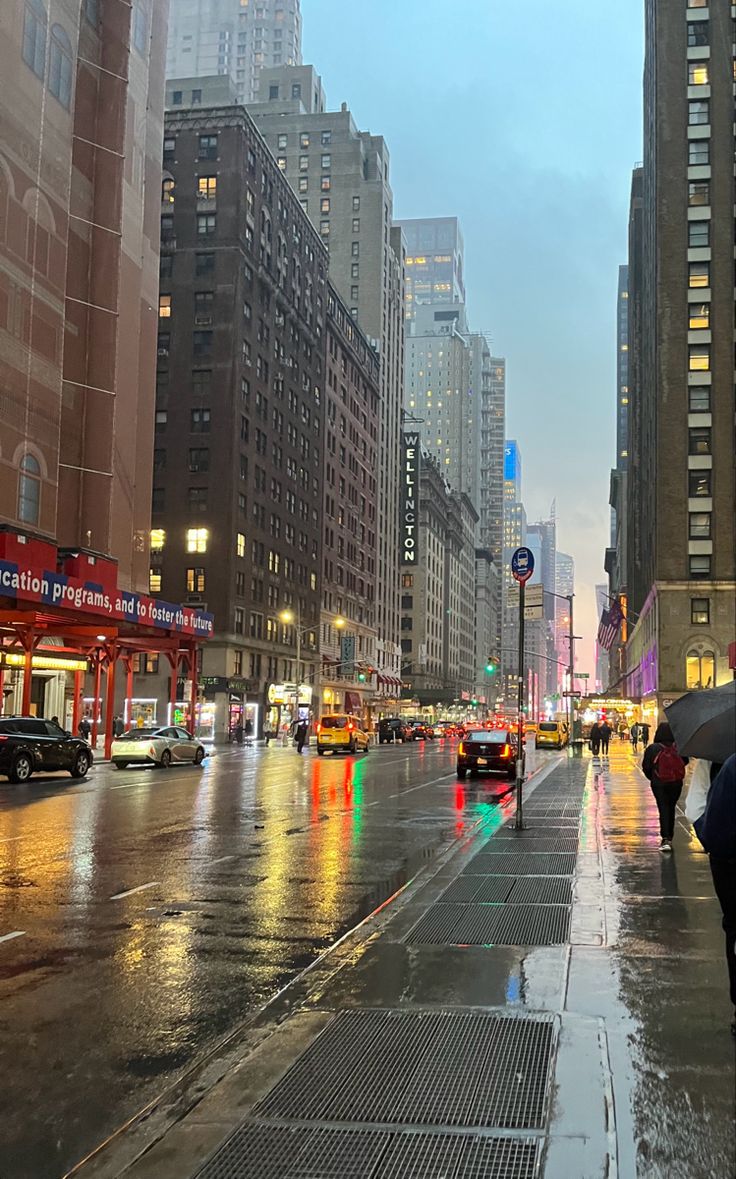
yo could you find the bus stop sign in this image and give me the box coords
[511,547,535,585]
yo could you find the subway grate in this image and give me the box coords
[507,876,574,905]
[380,1131,540,1178]
[438,876,514,904]
[405,903,570,947]
[463,852,577,876]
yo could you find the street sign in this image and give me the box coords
[575,672,590,679]
[523,584,543,620]
[511,547,535,584]
[563,690,581,698]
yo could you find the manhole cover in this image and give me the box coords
[253,1009,555,1130]
[438,876,514,904]
[463,852,576,876]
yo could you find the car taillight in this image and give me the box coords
[502,743,511,758]
[347,723,354,731]
[0,735,7,741]
[458,742,464,755]
[316,723,321,734]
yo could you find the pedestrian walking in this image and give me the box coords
[640,722,650,746]
[244,717,253,739]
[78,715,91,741]
[590,722,602,756]
[630,722,640,752]
[234,720,244,745]
[700,754,736,1035]
[295,718,309,753]
[600,721,612,756]
[113,714,124,738]
[641,722,687,852]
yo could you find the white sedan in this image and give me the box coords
[111,726,206,769]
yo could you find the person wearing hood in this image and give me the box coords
[700,755,736,1035]
[641,722,688,852]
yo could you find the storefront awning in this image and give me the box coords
[376,674,403,691]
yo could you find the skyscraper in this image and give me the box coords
[625,2,736,716]
[501,441,526,708]
[611,264,629,545]
[396,217,465,321]
[166,0,301,103]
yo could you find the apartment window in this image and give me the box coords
[320,220,330,236]
[233,649,243,676]
[153,448,166,473]
[351,263,359,279]
[351,241,359,257]
[199,134,218,159]
[150,529,166,553]
[686,649,715,690]
[17,454,41,525]
[186,527,208,553]
[161,177,175,205]
[689,554,711,579]
[197,176,217,199]
[688,261,709,288]
[171,90,182,106]
[687,20,709,48]
[163,137,175,161]
[298,176,308,193]
[269,84,279,100]
[688,302,709,329]
[320,197,330,213]
[299,155,309,171]
[689,511,711,538]
[195,253,215,278]
[321,175,331,191]
[300,133,310,148]
[188,487,208,513]
[192,369,211,398]
[277,133,288,149]
[688,181,709,206]
[186,567,206,594]
[691,596,711,627]
[48,23,73,107]
[352,218,360,233]
[191,407,211,432]
[188,447,209,472]
[193,330,212,357]
[688,61,709,86]
[689,426,711,454]
[689,470,711,498]
[158,294,171,318]
[688,220,709,247]
[191,88,202,104]
[197,213,216,236]
[688,345,710,371]
[22,0,47,78]
[351,285,359,300]
[277,157,287,171]
[155,410,167,430]
[291,83,301,99]
[688,99,709,125]
[151,487,164,511]
[194,290,214,322]
[236,532,246,557]
[401,573,414,588]
[321,154,331,169]
[321,130,331,145]
[235,608,245,635]
[688,139,709,166]
[688,385,710,412]
[149,568,162,594]
[352,196,360,211]
[159,254,173,280]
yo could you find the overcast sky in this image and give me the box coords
[303,0,644,675]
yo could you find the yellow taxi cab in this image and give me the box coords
[535,720,568,750]
[316,714,370,755]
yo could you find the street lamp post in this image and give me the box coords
[280,609,345,726]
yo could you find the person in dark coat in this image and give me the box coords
[640,723,650,746]
[600,721,612,756]
[113,715,125,738]
[590,722,602,756]
[78,716,91,741]
[630,722,640,751]
[700,754,736,1034]
[234,721,244,745]
[295,718,309,753]
[642,722,688,852]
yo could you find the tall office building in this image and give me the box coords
[249,66,406,687]
[166,0,301,103]
[555,552,575,692]
[611,265,629,545]
[395,216,465,321]
[625,3,736,717]
[501,441,526,708]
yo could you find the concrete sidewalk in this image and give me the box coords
[72,748,736,1179]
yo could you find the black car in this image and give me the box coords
[457,729,517,780]
[0,717,93,783]
[378,717,413,743]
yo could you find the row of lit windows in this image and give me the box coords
[277,130,332,149]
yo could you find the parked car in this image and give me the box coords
[456,729,517,780]
[378,717,412,744]
[111,726,206,769]
[535,721,568,750]
[0,717,92,783]
[316,714,370,755]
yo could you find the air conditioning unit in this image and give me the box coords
[194,314,212,326]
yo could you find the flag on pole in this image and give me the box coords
[597,599,623,651]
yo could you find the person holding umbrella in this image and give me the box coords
[700,755,736,1035]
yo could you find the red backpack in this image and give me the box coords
[654,744,686,783]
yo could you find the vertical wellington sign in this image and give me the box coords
[402,433,420,565]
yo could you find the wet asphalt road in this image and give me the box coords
[0,737,540,1178]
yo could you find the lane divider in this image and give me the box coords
[110,882,160,901]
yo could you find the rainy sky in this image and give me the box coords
[303,0,645,674]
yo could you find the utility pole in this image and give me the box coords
[516,579,526,830]
[567,593,575,743]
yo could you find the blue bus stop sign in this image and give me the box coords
[511,547,535,585]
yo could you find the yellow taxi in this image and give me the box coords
[535,721,568,750]
[316,714,370,755]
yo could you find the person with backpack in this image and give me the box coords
[700,755,736,1035]
[641,722,688,851]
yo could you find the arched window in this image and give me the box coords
[48,24,73,108]
[22,0,47,79]
[17,454,41,525]
[161,177,175,204]
[686,649,716,691]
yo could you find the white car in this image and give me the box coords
[111,726,206,769]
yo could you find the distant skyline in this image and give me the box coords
[303,0,644,676]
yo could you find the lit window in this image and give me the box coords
[158,294,171,318]
[277,157,287,171]
[48,23,73,108]
[17,454,41,525]
[688,302,709,329]
[688,62,709,86]
[320,197,330,213]
[149,569,162,594]
[321,175,331,191]
[300,132,310,148]
[686,649,715,690]
[236,532,246,557]
[186,527,209,553]
[186,567,206,593]
[150,528,166,551]
[197,176,217,198]
[162,177,175,204]
[689,470,711,498]
[688,346,709,371]
[320,220,330,236]
[22,0,47,79]
[689,261,709,288]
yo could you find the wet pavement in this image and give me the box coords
[0,737,532,1179]
[69,743,736,1179]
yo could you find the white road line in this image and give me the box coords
[0,930,26,944]
[0,835,22,843]
[110,882,160,900]
[207,855,235,866]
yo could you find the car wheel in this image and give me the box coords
[456,767,467,780]
[317,749,324,756]
[9,753,33,784]
[113,761,127,770]
[70,751,90,779]
[159,749,172,768]
[194,746,205,765]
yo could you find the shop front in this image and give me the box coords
[266,682,313,740]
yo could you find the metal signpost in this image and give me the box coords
[511,547,535,830]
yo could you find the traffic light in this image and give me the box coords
[357,671,366,682]
[485,657,498,675]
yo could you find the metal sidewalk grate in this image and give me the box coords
[462,852,577,876]
[405,903,570,947]
[380,1131,540,1177]
[253,1010,555,1130]
[489,904,571,945]
[479,836,578,854]
[507,876,574,905]
[438,876,514,904]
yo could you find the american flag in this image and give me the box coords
[597,599,623,651]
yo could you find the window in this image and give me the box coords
[688,220,709,247]
[688,61,709,86]
[195,252,214,277]
[688,346,709,371]
[691,598,710,625]
[688,139,709,166]
[163,136,175,161]
[351,241,359,257]
[188,487,207,513]
[236,532,246,557]
[689,426,711,454]
[689,511,711,538]
[197,176,217,199]
[23,0,47,79]
[300,132,310,147]
[84,0,98,23]
[171,90,182,105]
[351,263,359,279]
[17,454,41,524]
[320,220,330,236]
[153,448,166,472]
[160,214,174,241]
[158,294,171,318]
[151,487,164,511]
[159,254,173,279]
[277,133,288,149]
[186,527,208,553]
[277,157,287,171]
[188,447,209,472]
[193,330,212,356]
[299,155,309,171]
[291,83,301,99]
[689,261,709,288]
[320,197,330,213]
[321,129,331,145]
[155,410,167,430]
[688,181,709,206]
[194,290,213,322]
[192,369,211,397]
[269,84,280,100]
[352,218,360,232]
[690,554,711,578]
[191,88,202,105]
[150,528,165,551]
[199,134,218,159]
[352,196,360,211]
[688,385,710,412]
[689,470,711,498]
[687,20,709,48]
[321,175,331,191]
[298,176,308,192]
[191,407,211,432]
[401,573,414,588]
[688,302,709,329]
[686,649,715,691]
[197,213,216,236]
[321,154,331,169]
[688,99,709,125]
[186,567,206,594]
[162,177,175,204]
[149,568,162,593]
[235,608,245,634]
[48,23,73,108]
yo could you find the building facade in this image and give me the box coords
[249,65,405,692]
[166,0,301,103]
[501,440,525,709]
[395,216,465,321]
[625,2,736,721]
[153,101,327,739]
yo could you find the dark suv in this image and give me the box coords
[378,718,413,744]
[0,717,93,783]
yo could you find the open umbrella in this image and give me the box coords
[665,681,736,764]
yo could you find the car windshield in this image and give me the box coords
[539,723,558,732]
[118,728,160,741]
[320,717,347,729]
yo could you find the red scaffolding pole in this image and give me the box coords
[104,645,117,760]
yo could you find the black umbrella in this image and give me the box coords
[665,681,736,764]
